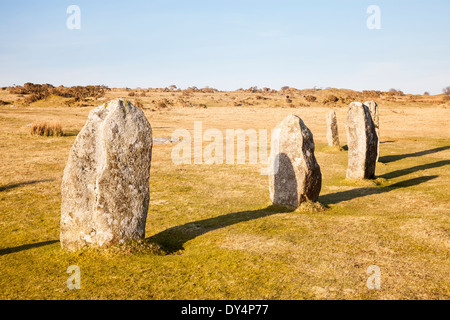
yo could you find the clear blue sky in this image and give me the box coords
[1,0,449,94]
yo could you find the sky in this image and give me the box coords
[0,0,449,94]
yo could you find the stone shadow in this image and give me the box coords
[146,205,294,253]
[379,146,450,163]
[0,240,59,256]
[319,175,438,206]
[379,160,450,180]
[63,131,79,137]
[0,179,54,192]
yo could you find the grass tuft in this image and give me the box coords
[30,122,64,137]
[295,201,327,213]
[57,240,167,259]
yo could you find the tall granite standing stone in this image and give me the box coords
[268,114,322,208]
[60,99,153,250]
[326,110,340,147]
[346,102,378,179]
[364,100,380,161]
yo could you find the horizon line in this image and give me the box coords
[2,82,448,96]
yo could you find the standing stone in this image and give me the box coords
[346,102,378,179]
[364,100,379,161]
[268,114,322,208]
[326,110,340,147]
[60,99,153,250]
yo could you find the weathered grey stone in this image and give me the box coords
[326,110,340,147]
[364,100,379,161]
[346,102,378,179]
[268,114,322,208]
[60,99,153,250]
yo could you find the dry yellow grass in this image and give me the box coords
[30,122,63,137]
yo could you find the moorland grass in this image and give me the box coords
[0,97,449,300]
